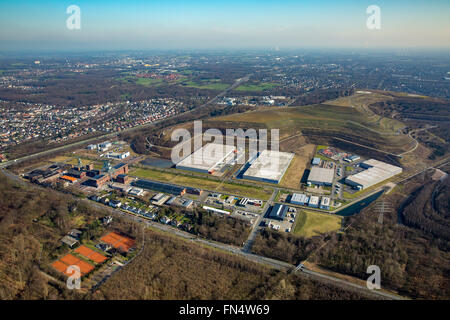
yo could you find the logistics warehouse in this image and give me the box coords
[175,142,237,174]
[242,150,294,184]
[345,159,403,190]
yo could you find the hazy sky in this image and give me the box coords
[0,0,449,51]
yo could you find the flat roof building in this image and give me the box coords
[202,206,230,215]
[320,197,331,210]
[307,166,334,186]
[308,196,320,208]
[345,159,402,190]
[266,204,288,221]
[242,150,294,184]
[176,143,236,174]
[290,193,310,206]
[132,179,186,196]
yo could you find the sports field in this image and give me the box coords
[101,232,135,253]
[75,245,108,264]
[52,253,95,276]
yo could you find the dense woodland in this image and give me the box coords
[252,229,324,265]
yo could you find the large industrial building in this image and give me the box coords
[307,166,334,186]
[86,162,129,188]
[132,179,203,196]
[242,150,294,184]
[176,143,236,174]
[345,159,403,190]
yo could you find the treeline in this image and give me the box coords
[189,209,251,246]
[252,229,324,265]
[400,178,450,245]
[155,205,251,247]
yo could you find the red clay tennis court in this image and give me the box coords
[75,245,107,264]
[52,254,95,276]
[52,260,69,274]
[76,259,95,274]
[101,232,135,252]
[60,253,80,266]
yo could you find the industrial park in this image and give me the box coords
[18,133,405,244]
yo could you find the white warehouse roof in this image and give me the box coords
[242,150,294,184]
[291,193,309,204]
[346,159,402,189]
[308,167,335,185]
[176,143,236,173]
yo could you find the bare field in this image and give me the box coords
[280,144,315,189]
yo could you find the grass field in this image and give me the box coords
[208,103,411,153]
[49,155,103,170]
[136,78,164,86]
[130,167,273,200]
[234,83,279,92]
[116,76,165,87]
[293,210,342,238]
[181,80,230,90]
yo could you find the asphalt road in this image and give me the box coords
[242,188,278,253]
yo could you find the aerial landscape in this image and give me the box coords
[0,0,449,314]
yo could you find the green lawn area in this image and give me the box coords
[234,83,278,92]
[293,210,342,238]
[130,167,272,200]
[182,80,229,90]
[136,77,163,86]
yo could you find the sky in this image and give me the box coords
[0,0,449,51]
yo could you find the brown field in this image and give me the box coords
[280,144,315,189]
